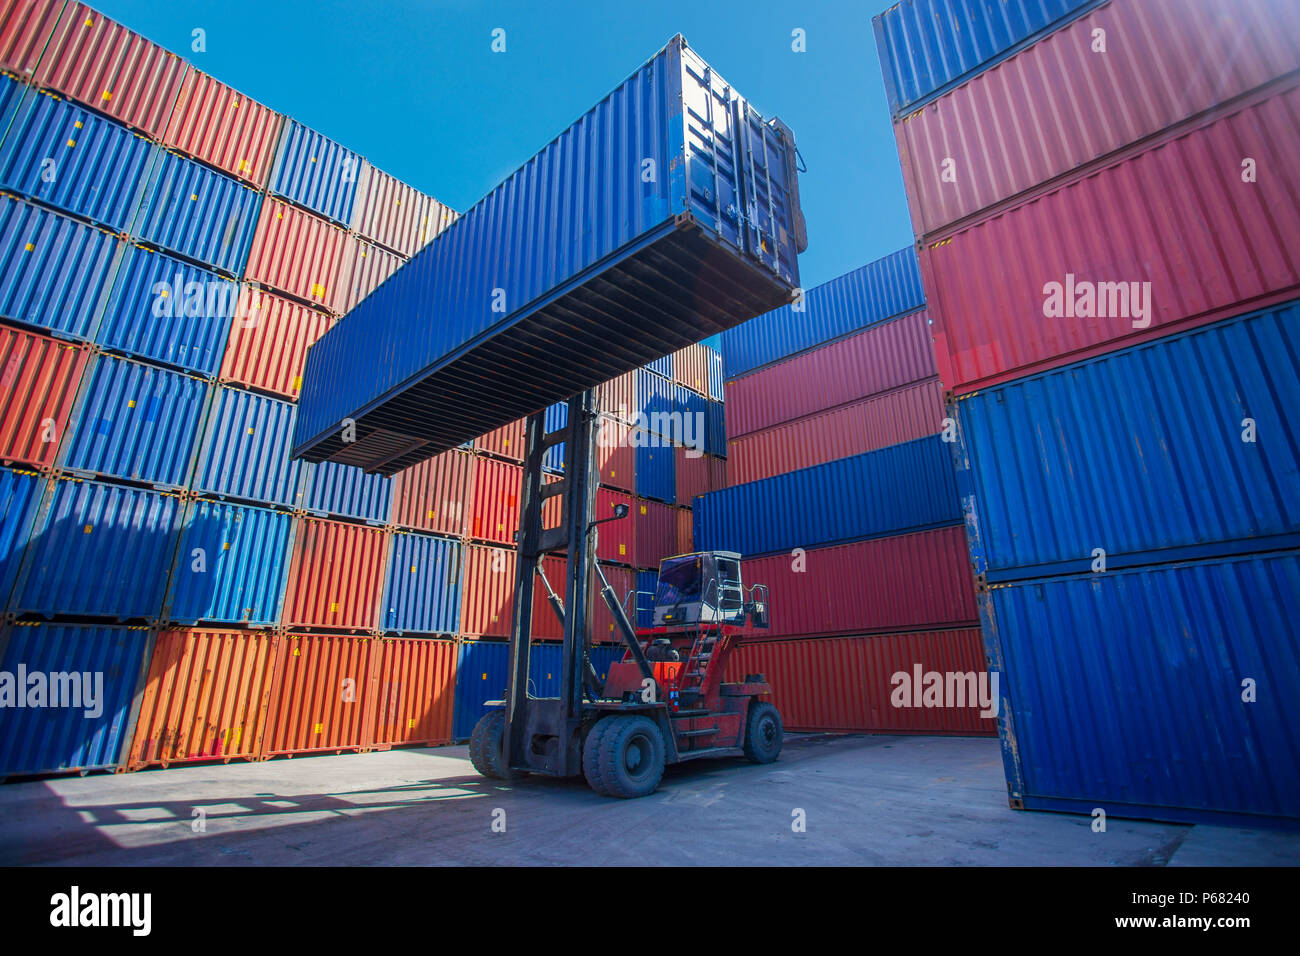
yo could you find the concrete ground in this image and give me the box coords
[1,734,1295,866]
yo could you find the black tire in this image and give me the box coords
[743,701,783,764]
[596,715,666,798]
[468,711,505,779]
[582,719,614,796]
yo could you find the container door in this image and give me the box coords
[678,46,744,254]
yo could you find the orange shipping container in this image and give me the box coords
[219,285,332,399]
[261,632,377,757]
[282,518,388,631]
[467,456,560,546]
[244,198,350,313]
[675,506,692,555]
[125,628,277,770]
[0,326,87,469]
[369,637,457,748]
[595,415,634,492]
[391,448,473,536]
[460,542,566,639]
[162,69,282,188]
[35,2,186,140]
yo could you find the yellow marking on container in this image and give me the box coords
[330,601,339,613]
[293,647,300,656]
[84,17,93,27]
[190,193,198,201]
[232,100,240,108]
[101,90,112,102]
[229,727,241,748]
[246,427,254,435]
[314,722,323,734]
[311,283,326,298]
[408,717,416,728]
[292,375,302,390]
[310,156,317,163]
[127,399,136,408]
[619,544,626,555]
[223,542,231,550]
[238,159,249,171]
[410,565,417,573]
[276,210,283,219]
[640,504,647,515]
[481,673,487,680]
[66,139,76,147]
[83,524,93,534]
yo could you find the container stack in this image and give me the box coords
[694,249,993,736]
[875,0,1300,824]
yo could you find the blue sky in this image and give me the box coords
[95,0,914,292]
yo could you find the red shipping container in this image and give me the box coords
[467,456,560,546]
[633,497,675,570]
[675,506,692,555]
[244,198,350,313]
[728,378,945,485]
[926,85,1300,395]
[595,415,634,492]
[219,285,332,399]
[0,326,87,469]
[895,0,1300,240]
[595,371,634,422]
[474,417,525,462]
[35,2,186,140]
[369,637,456,748]
[351,163,457,258]
[671,342,710,395]
[162,70,282,189]
[282,518,389,631]
[340,236,404,314]
[595,487,635,565]
[262,633,377,757]
[723,629,996,736]
[724,309,936,438]
[591,563,635,643]
[126,627,276,770]
[391,448,473,536]
[707,455,727,491]
[734,526,977,640]
[0,0,63,78]
[459,542,566,639]
[674,447,727,505]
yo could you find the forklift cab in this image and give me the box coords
[651,551,768,629]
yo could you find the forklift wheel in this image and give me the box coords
[743,701,784,764]
[469,711,509,779]
[582,719,615,796]
[594,715,666,798]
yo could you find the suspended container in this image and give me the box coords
[162,69,282,189]
[380,531,461,635]
[0,622,151,776]
[390,447,473,536]
[302,459,393,525]
[370,636,457,748]
[243,197,349,313]
[163,498,294,627]
[268,119,362,227]
[191,385,305,509]
[261,632,376,758]
[219,284,332,400]
[281,517,388,632]
[0,322,87,470]
[0,465,42,607]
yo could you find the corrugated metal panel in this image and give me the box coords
[370,637,456,747]
[541,401,568,473]
[725,309,936,438]
[596,416,634,492]
[294,37,802,473]
[35,1,186,140]
[340,236,402,315]
[633,367,673,433]
[14,476,180,619]
[633,497,675,570]
[268,119,362,226]
[0,323,86,468]
[191,385,305,509]
[0,622,151,775]
[674,446,711,506]
[705,400,725,458]
[0,76,153,231]
[895,0,1300,239]
[133,147,261,276]
[162,69,282,189]
[671,342,710,395]
[926,84,1300,395]
[0,0,64,79]
[590,563,635,643]
[644,355,672,379]
[281,517,387,631]
[671,383,707,449]
[474,418,524,462]
[634,442,674,504]
[872,0,1102,117]
[125,627,276,769]
[705,346,723,402]
[302,459,393,525]
[721,248,922,381]
[729,378,944,484]
[732,526,977,639]
[219,285,332,399]
[391,448,473,536]
[62,352,208,489]
[596,487,634,565]
[243,197,348,312]
[634,569,657,627]
[261,632,375,757]
[380,531,461,635]
[957,300,1300,582]
[467,456,560,546]
[163,498,293,626]
[695,436,961,557]
[724,629,995,735]
[351,162,457,258]
[96,244,237,376]
[675,505,692,554]
[0,465,42,607]
[459,544,568,640]
[595,371,635,422]
[985,550,1300,824]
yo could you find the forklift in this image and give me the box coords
[468,391,782,798]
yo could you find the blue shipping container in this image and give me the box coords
[872,0,1104,117]
[0,195,121,340]
[380,531,462,635]
[0,466,42,611]
[956,300,1300,583]
[303,460,393,525]
[14,477,181,619]
[644,355,673,379]
[269,120,362,227]
[132,148,261,276]
[62,353,209,489]
[635,443,675,504]
[0,624,150,776]
[542,401,567,473]
[721,246,923,380]
[706,346,724,402]
[634,367,675,436]
[97,244,238,376]
[985,549,1300,826]
[705,400,725,458]
[294,36,803,474]
[0,77,154,232]
[635,570,658,627]
[452,641,624,738]
[192,386,305,509]
[694,435,960,556]
[163,498,294,626]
